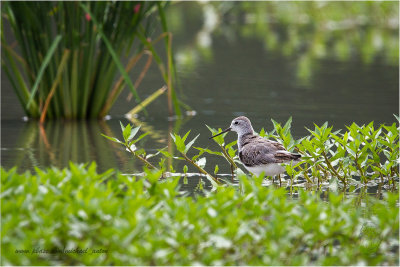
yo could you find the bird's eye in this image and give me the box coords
[234,121,239,125]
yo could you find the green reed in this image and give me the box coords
[1,1,181,120]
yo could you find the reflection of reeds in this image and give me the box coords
[2,2,181,120]
[125,116,166,143]
[11,121,144,172]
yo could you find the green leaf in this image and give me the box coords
[346,146,357,158]
[205,124,217,135]
[128,126,141,141]
[271,118,281,130]
[330,147,346,161]
[26,35,62,109]
[259,128,266,137]
[371,165,385,175]
[394,114,399,123]
[285,165,293,176]
[193,147,222,156]
[182,130,191,142]
[122,123,132,142]
[192,148,205,161]
[300,139,314,153]
[146,150,162,159]
[101,134,123,144]
[283,116,292,135]
[120,121,126,133]
[159,150,173,158]
[184,134,200,154]
[208,126,229,145]
[228,148,236,158]
[171,133,185,153]
[225,140,237,150]
[214,165,219,175]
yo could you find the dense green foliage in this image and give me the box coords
[260,118,399,187]
[1,1,180,119]
[153,117,398,190]
[1,163,398,265]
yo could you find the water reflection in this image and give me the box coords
[1,116,200,174]
[1,120,152,173]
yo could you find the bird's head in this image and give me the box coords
[209,116,254,139]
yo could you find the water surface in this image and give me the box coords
[1,2,398,192]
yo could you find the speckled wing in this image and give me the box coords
[239,137,300,166]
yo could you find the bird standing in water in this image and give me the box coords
[210,116,301,184]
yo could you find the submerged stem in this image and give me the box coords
[322,151,345,184]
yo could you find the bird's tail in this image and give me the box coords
[291,153,301,160]
[275,150,302,163]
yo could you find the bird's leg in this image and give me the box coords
[272,175,275,184]
[278,174,282,187]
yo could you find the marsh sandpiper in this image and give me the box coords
[210,116,301,181]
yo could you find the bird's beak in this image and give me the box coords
[209,127,231,139]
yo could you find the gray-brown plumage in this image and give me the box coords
[239,134,300,166]
[210,116,301,176]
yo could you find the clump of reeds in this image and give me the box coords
[1,1,180,121]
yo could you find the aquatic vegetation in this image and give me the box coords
[231,116,399,191]
[104,117,399,191]
[1,163,398,265]
[178,118,399,190]
[293,118,399,188]
[102,122,157,170]
[1,1,181,120]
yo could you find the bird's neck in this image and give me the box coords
[237,131,254,151]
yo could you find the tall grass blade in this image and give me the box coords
[100,51,150,117]
[79,3,140,104]
[26,35,62,109]
[40,49,71,124]
[70,50,79,118]
[157,3,181,117]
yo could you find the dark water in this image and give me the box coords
[1,2,399,189]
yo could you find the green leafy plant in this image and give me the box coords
[296,118,399,188]
[203,116,398,190]
[167,131,221,186]
[199,125,238,180]
[103,116,398,192]
[102,122,158,171]
[1,163,398,265]
[1,1,181,120]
